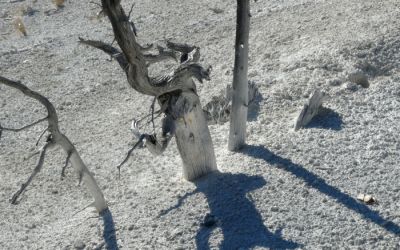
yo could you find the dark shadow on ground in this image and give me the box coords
[247,81,263,122]
[159,172,300,250]
[100,208,119,250]
[306,107,343,131]
[242,144,400,236]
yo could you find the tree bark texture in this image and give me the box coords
[170,91,218,180]
[98,0,217,181]
[228,0,250,151]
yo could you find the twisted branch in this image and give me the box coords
[99,0,210,97]
[0,76,108,213]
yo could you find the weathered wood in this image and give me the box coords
[99,0,218,181]
[171,91,218,180]
[0,76,108,212]
[294,89,325,131]
[228,0,251,151]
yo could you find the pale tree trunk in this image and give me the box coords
[84,0,218,181]
[172,91,217,180]
[228,0,251,151]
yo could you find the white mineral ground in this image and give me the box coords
[0,0,399,249]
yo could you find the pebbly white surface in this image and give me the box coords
[1,0,400,249]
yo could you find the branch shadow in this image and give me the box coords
[306,107,343,131]
[100,208,119,250]
[242,144,400,236]
[159,172,300,250]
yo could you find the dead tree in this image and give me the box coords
[228,0,251,151]
[81,0,217,181]
[0,76,108,213]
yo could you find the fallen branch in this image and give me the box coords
[0,117,47,139]
[0,76,108,213]
[10,136,52,204]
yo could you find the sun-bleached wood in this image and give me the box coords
[228,0,251,151]
[92,0,218,181]
[294,89,326,131]
[0,76,108,212]
[172,91,218,180]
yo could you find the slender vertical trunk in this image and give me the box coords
[228,0,250,151]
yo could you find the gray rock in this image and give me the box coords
[73,240,85,250]
[348,71,369,88]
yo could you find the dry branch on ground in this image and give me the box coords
[0,76,108,213]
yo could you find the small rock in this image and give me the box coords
[348,71,369,88]
[357,194,376,204]
[73,240,86,250]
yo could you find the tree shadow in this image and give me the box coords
[159,172,300,250]
[247,90,263,122]
[100,208,119,250]
[242,144,400,236]
[306,107,343,131]
[247,80,263,122]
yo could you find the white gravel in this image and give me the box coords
[1,0,399,249]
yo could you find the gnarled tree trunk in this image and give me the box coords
[84,0,218,181]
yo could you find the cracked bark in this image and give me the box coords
[94,0,218,181]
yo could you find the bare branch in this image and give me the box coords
[116,134,146,178]
[0,117,47,134]
[79,37,173,69]
[166,41,200,63]
[35,128,48,146]
[0,76,59,131]
[101,0,147,70]
[143,47,179,65]
[61,151,72,180]
[78,37,128,71]
[0,76,108,212]
[127,1,135,19]
[166,41,197,54]
[126,1,137,36]
[150,63,211,94]
[24,150,40,162]
[10,138,52,205]
[131,110,162,131]
[150,97,156,133]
